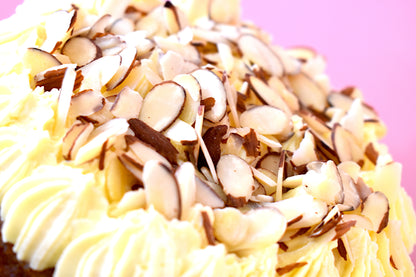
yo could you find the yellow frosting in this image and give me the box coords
[0,0,415,276]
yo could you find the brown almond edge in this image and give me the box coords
[201,210,216,245]
[242,128,260,157]
[276,262,308,275]
[128,118,178,165]
[364,142,379,165]
[332,220,356,241]
[337,238,348,261]
[197,125,228,169]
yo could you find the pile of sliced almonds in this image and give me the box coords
[26,0,390,261]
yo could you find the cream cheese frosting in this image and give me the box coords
[0,0,415,276]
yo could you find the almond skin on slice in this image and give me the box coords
[361,191,389,233]
[237,34,283,77]
[61,37,102,67]
[332,123,364,164]
[128,118,179,165]
[106,46,137,90]
[143,160,182,220]
[194,176,225,208]
[247,75,291,115]
[23,48,62,87]
[34,65,84,92]
[62,122,94,160]
[217,154,255,207]
[138,81,186,131]
[240,105,291,136]
[191,69,227,123]
[87,14,112,39]
[172,74,201,125]
[68,89,104,119]
[287,73,328,112]
[125,135,171,168]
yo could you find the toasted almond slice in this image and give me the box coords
[125,135,171,168]
[238,34,283,77]
[107,17,135,35]
[23,48,62,85]
[299,109,332,148]
[217,154,255,207]
[154,36,201,65]
[68,90,104,119]
[292,130,318,166]
[143,160,181,219]
[94,35,127,56]
[164,119,197,144]
[267,193,328,229]
[209,0,240,24]
[173,74,201,125]
[175,162,196,218]
[87,14,112,39]
[361,191,389,233]
[61,37,102,67]
[286,46,317,62]
[247,75,291,115]
[138,81,186,131]
[41,9,77,53]
[240,105,291,136]
[163,1,181,34]
[128,118,179,165]
[110,87,142,119]
[328,92,378,120]
[79,55,121,92]
[118,151,144,181]
[75,118,129,164]
[191,69,227,123]
[257,152,281,175]
[194,176,225,208]
[106,46,137,90]
[287,73,327,112]
[62,122,94,160]
[303,161,344,205]
[332,123,364,163]
[337,170,361,211]
[34,64,84,92]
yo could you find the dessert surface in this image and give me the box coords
[0,0,415,276]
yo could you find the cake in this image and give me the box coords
[0,0,415,276]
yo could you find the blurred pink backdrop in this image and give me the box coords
[1,0,416,266]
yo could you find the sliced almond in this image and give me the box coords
[143,160,181,220]
[247,75,291,115]
[128,118,179,165]
[209,0,240,24]
[23,48,62,87]
[191,69,227,123]
[173,74,201,125]
[106,46,137,90]
[164,119,197,145]
[110,87,143,119]
[34,64,84,92]
[238,34,283,77]
[87,14,112,39]
[163,1,182,34]
[107,17,135,35]
[75,118,129,164]
[291,130,318,166]
[79,55,121,92]
[194,176,225,208]
[199,125,228,167]
[118,151,144,181]
[240,105,291,136]
[287,73,327,112]
[62,122,94,160]
[138,81,186,131]
[286,46,317,62]
[303,161,344,205]
[361,191,389,233]
[217,154,255,207]
[257,152,281,175]
[154,36,201,65]
[94,34,127,56]
[159,51,197,80]
[174,162,196,218]
[328,92,378,121]
[61,37,102,67]
[41,9,77,52]
[332,123,364,164]
[125,135,171,168]
[337,170,361,211]
[68,90,104,119]
[299,109,332,148]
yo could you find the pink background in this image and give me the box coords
[1,0,416,265]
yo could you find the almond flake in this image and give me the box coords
[61,37,102,67]
[240,106,291,136]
